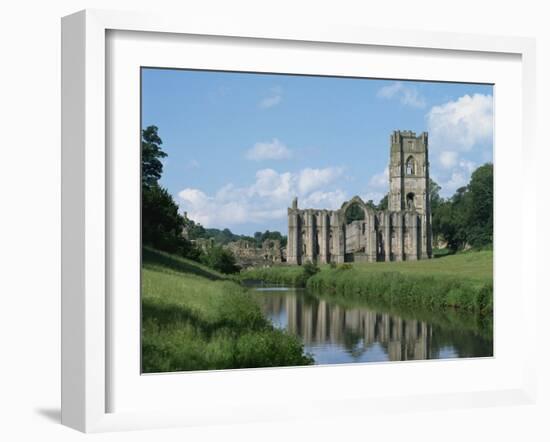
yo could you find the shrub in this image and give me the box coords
[200,245,240,274]
[303,260,320,277]
[337,263,353,271]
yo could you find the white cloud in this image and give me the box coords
[297,167,344,194]
[178,188,208,207]
[245,138,293,161]
[458,159,476,174]
[368,167,389,188]
[178,167,346,229]
[362,191,385,205]
[433,158,478,197]
[259,95,282,109]
[427,93,493,152]
[439,151,458,169]
[186,159,200,169]
[444,172,469,192]
[259,86,283,109]
[360,168,389,206]
[426,94,493,196]
[377,82,402,99]
[250,168,294,200]
[302,190,347,210]
[377,81,426,109]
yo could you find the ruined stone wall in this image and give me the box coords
[225,239,285,268]
[287,202,426,264]
[286,130,432,265]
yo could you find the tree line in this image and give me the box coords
[430,164,493,252]
[184,222,287,248]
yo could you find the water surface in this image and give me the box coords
[254,285,493,365]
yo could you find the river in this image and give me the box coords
[253,285,493,365]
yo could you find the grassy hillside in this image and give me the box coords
[241,251,493,315]
[141,247,313,372]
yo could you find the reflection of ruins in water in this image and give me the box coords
[262,291,433,362]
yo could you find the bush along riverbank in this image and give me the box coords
[239,261,320,287]
[142,247,313,372]
[240,251,493,316]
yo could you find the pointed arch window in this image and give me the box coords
[407,192,415,210]
[405,156,417,175]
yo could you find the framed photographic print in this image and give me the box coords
[61,9,537,433]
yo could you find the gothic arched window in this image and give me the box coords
[407,192,415,210]
[406,156,417,175]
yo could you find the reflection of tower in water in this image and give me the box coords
[280,293,432,361]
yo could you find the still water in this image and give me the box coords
[254,286,493,365]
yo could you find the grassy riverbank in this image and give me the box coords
[238,264,312,287]
[142,247,313,372]
[240,251,493,315]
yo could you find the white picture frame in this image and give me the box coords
[61,9,537,433]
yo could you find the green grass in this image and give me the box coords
[142,248,313,372]
[345,250,492,284]
[238,264,311,287]
[241,251,493,315]
[142,246,227,281]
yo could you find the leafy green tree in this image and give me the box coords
[365,199,377,210]
[429,179,443,242]
[185,219,206,239]
[142,185,186,253]
[252,230,287,247]
[303,260,320,278]
[200,246,240,274]
[464,163,493,247]
[429,178,442,212]
[377,194,388,210]
[433,200,460,251]
[141,125,167,188]
[430,164,493,252]
[345,204,365,223]
[141,125,200,259]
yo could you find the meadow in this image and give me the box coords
[240,251,493,315]
[141,247,313,372]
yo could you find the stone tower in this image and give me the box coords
[389,130,429,213]
[388,130,431,258]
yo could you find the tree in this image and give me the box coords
[142,125,167,188]
[253,230,288,247]
[465,163,493,247]
[377,194,389,210]
[142,185,187,253]
[365,199,377,210]
[141,126,199,258]
[345,204,365,223]
[200,246,240,274]
[185,219,206,239]
[429,179,443,242]
[429,178,442,212]
[430,164,493,252]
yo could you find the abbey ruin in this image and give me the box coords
[287,130,432,264]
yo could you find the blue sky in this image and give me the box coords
[142,68,493,235]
